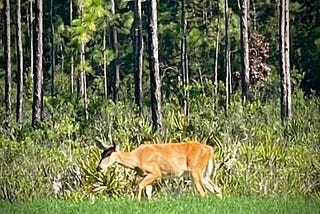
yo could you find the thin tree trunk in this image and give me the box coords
[214,17,220,111]
[284,0,291,119]
[32,0,44,127]
[16,0,24,123]
[30,0,34,79]
[79,5,84,97]
[213,0,220,111]
[240,0,250,103]
[279,0,292,121]
[251,0,256,32]
[147,0,163,131]
[181,0,189,117]
[103,27,108,99]
[134,0,143,111]
[50,0,55,97]
[79,14,88,120]
[60,44,64,74]
[224,0,231,112]
[70,54,74,94]
[111,0,120,103]
[83,56,88,120]
[4,0,12,116]
[80,42,87,118]
[228,51,232,95]
[70,0,74,94]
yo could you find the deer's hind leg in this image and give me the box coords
[191,170,206,196]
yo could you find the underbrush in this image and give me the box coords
[0,90,319,202]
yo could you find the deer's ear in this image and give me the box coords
[112,141,119,151]
[95,137,107,150]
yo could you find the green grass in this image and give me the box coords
[1,196,320,214]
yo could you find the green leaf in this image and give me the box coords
[72,19,82,27]
[188,28,204,47]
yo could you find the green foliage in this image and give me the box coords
[1,83,320,202]
[0,139,83,202]
[220,141,320,197]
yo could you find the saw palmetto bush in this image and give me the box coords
[0,138,83,202]
[81,147,137,199]
[218,141,320,197]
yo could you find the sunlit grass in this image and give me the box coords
[1,195,319,214]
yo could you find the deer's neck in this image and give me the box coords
[115,151,138,170]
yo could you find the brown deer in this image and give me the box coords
[96,141,222,200]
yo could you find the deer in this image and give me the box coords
[96,141,222,201]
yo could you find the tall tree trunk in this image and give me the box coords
[32,0,44,127]
[251,0,256,32]
[80,41,88,120]
[50,0,55,97]
[78,5,84,99]
[4,0,12,116]
[78,4,88,120]
[134,0,143,112]
[279,0,292,121]
[83,65,88,120]
[224,0,231,112]
[29,0,34,79]
[16,0,24,124]
[240,0,250,103]
[60,44,65,75]
[181,0,189,117]
[70,0,74,94]
[213,0,220,111]
[111,0,120,103]
[103,27,108,99]
[214,17,220,111]
[147,0,163,131]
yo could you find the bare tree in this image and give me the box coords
[181,0,189,117]
[4,0,12,116]
[70,0,74,94]
[214,23,220,111]
[239,0,250,103]
[29,0,34,79]
[103,27,108,99]
[147,0,163,131]
[80,40,88,120]
[134,0,144,111]
[50,0,56,97]
[32,0,44,127]
[279,0,292,120]
[16,0,24,123]
[224,0,231,111]
[78,4,88,120]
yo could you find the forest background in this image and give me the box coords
[0,0,319,202]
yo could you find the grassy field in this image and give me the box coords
[1,196,320,214]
